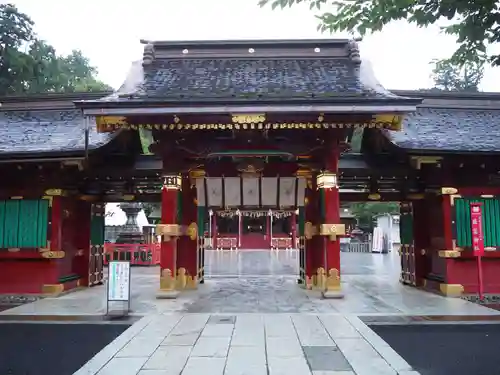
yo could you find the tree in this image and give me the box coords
[0,4,112,95]
[430,58,484,92]
[259,0,500,66]
[348,202,399,230]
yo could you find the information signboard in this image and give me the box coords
[106,261,131,315]
[470,202,484,300]
[470,203,484,256]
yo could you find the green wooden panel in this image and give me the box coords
[298,207,305,236]
[90,215,105,245]
[455,198,500,248]
[3,200,20,248]
[37,200,49,247]
[399,212,414,245]
[0,201,5,248]
[18,200,41,247]
[176,190,183,223]
[319,189,325,221]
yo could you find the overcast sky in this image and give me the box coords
[11,0,500,91]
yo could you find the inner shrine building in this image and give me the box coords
[0,38,499,300]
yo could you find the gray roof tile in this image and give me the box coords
[129,58,394,100]
[386,107,500,152]
[0,109,113,156]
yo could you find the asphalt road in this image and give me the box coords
[371,323,500,375]
[0,322,129,375]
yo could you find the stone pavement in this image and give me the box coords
[3,250,499,374]
[76,313,421,375]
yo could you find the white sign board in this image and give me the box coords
[107,261,131,301]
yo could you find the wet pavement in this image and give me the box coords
[2,250,498,316]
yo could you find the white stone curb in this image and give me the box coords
[73,315,155,375]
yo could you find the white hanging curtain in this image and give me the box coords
[206,177,223,207]
[279,177,296,208]
[224,177,241,207]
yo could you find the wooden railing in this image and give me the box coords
[103,243,161,266]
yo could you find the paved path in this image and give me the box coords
[3,250,498,374]
[75,313,419,375]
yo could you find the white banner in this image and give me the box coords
[296,178,306,207]
[242,177,260,206]
[261,177,278,206]
[279,177,296,207]
[206,178,223,207]
[195,178,205,206]
[224,177,241,207]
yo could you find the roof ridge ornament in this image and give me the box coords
[142,43,156,66]
[347,39,361,64]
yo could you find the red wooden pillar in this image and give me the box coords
[212,213,218,249]
[177,176,198,288]
[320,145,343,298]
[158,175,180,297]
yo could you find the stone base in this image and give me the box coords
[322,289,344,299]
[156,290,180,299]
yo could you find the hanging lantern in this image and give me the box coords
[163,175,182,190]
[316,172,337,189]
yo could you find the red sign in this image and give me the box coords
[470,202,484,256]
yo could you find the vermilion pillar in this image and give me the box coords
[291,211,297,249]
[320,144,344,298]
[158,175,180,298]
[304,176,319,288]
[177,176,198,288]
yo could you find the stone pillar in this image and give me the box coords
[157,175,181,299]
[318,145,344,299]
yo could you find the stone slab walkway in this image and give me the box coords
[74,313,420,375]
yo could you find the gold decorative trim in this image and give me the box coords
[95,119,404,133]
[373,114,403,131]
[7,248,20,252]
[187,223,198,241]
[79,195,98,202]
[410,156,442,170]
[42,284,65,295]
[40,250,65,259]
[319,224,345,241]
[304,221,316,240]
[438,250,461,258]
[122,194,135,201]
[367,193,381,201]
[450,194,462,206]
[231,113,266,124]
[420,249,426,255]
[42,196,53,206]
[159,268,176,291]
[156,224,182,238]
[10,196,23,200]
[439,283,464,297]
[325,268,341,292]
[44,189,65,196]
[441,187,458,195]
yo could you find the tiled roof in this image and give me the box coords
[0,109,114,156]
[386,107,500,152]
[132,58,397,100]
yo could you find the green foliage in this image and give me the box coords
[0,4,112,95]
[258,0,500,66]
[348,202,399,230]
[430,58,484,92]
